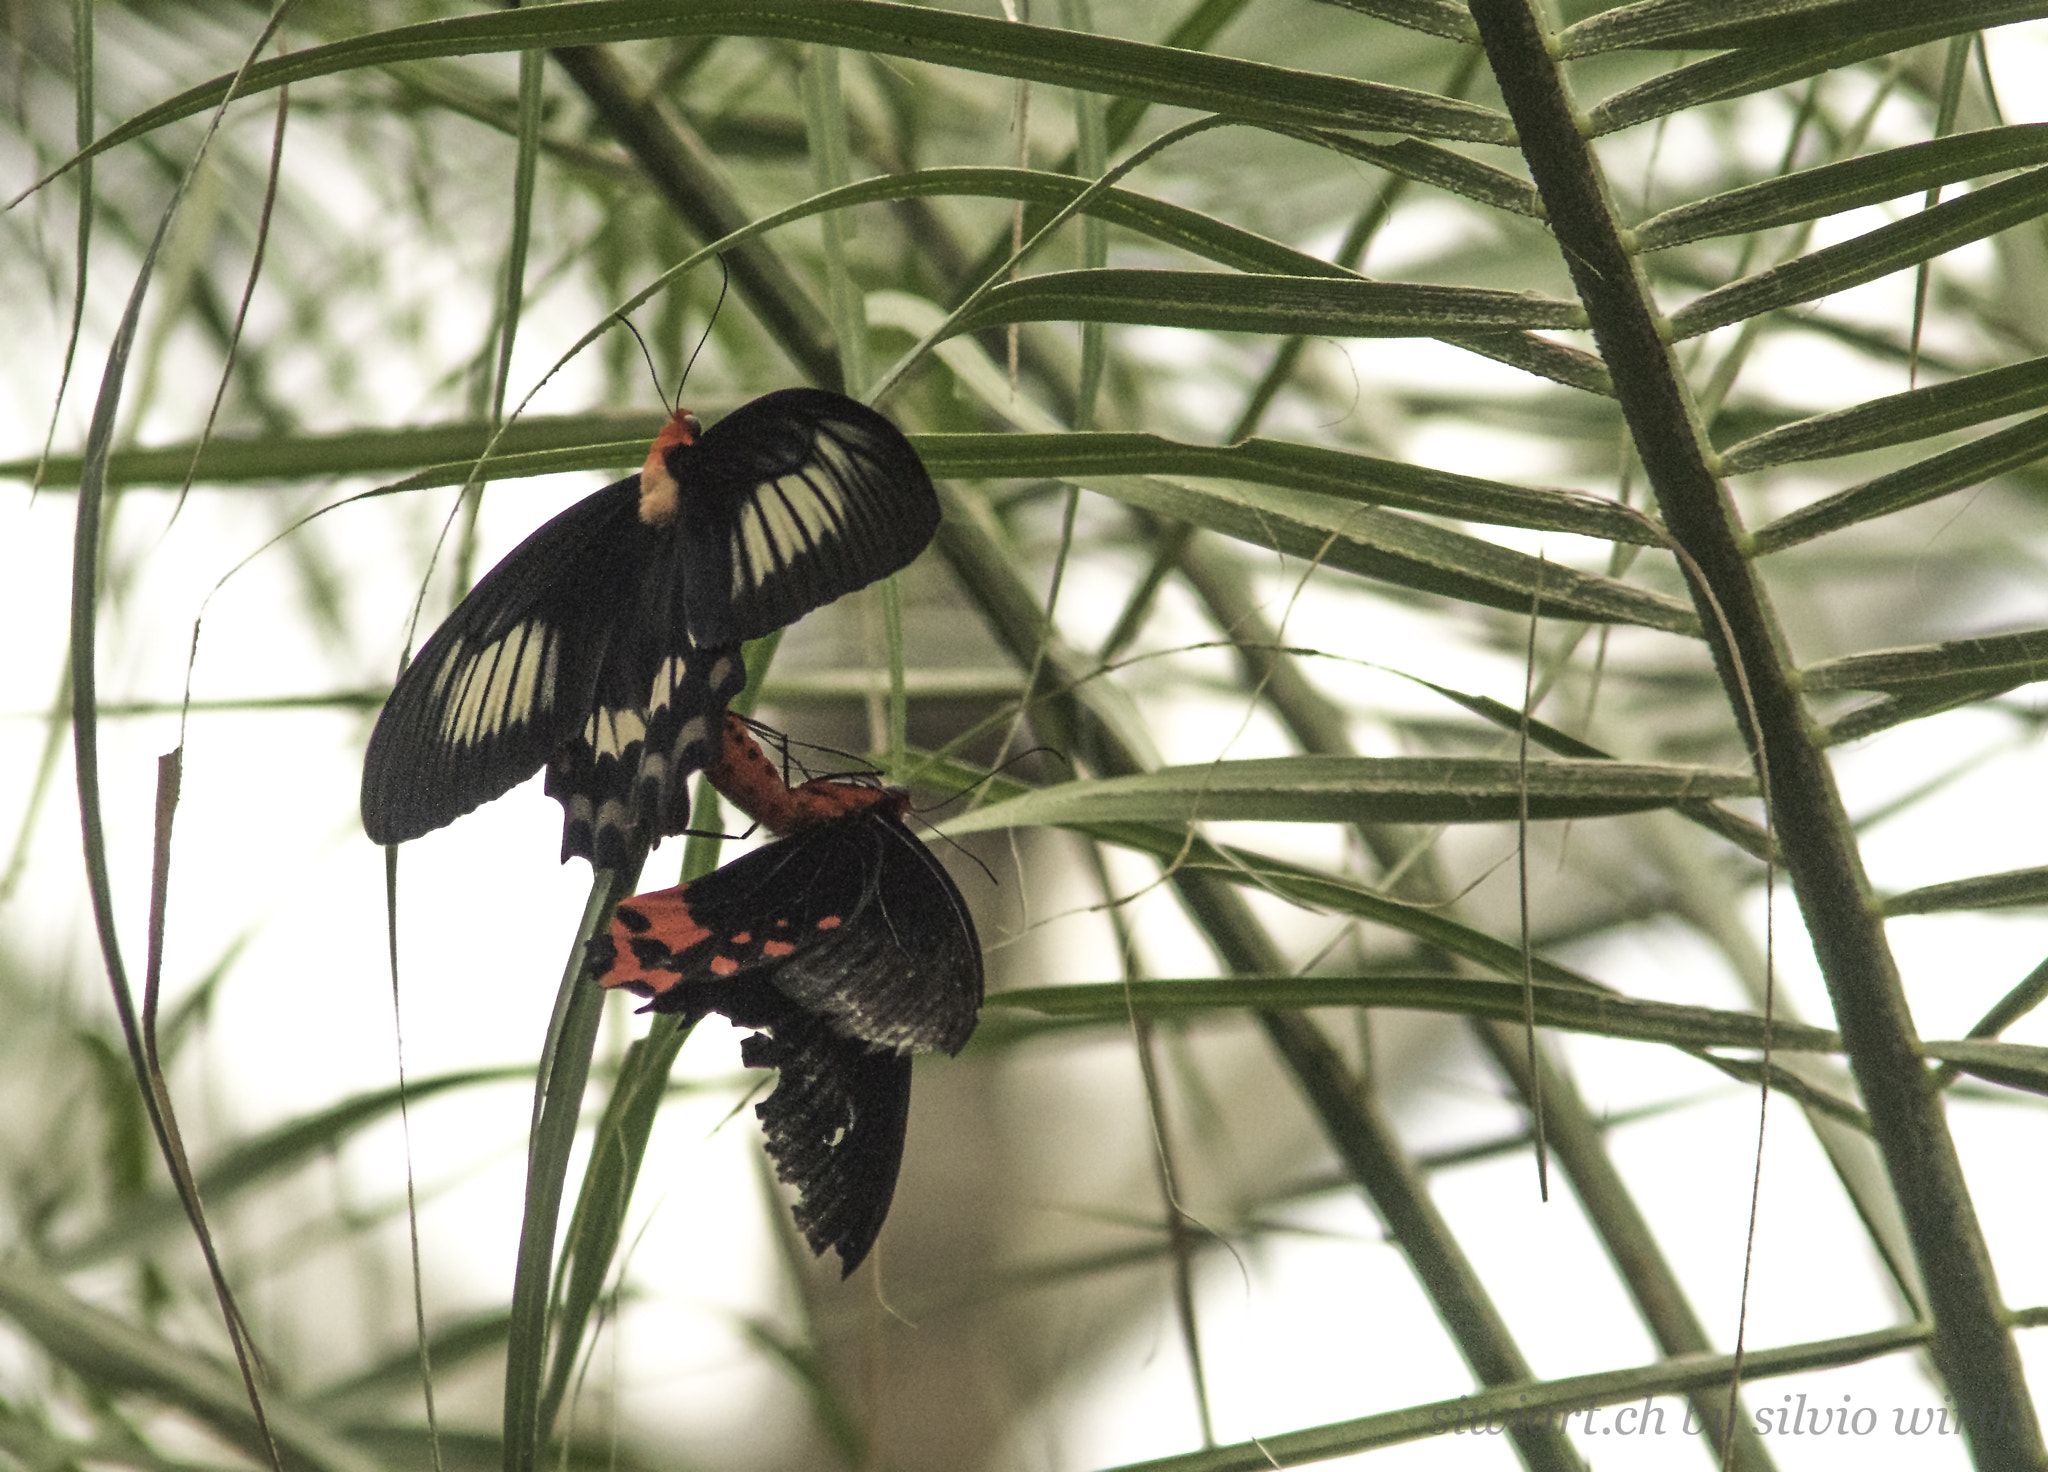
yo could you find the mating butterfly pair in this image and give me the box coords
[590,715,983,1273]
[359,389,981,1272]
[360,388,938,867]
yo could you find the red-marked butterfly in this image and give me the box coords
[360,389,939,867]
[587,716,983,1273]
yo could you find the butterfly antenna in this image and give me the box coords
[615,314,671,413]
[904,813,1000,889]
[918,747,1070,819]
[674,255,729,403]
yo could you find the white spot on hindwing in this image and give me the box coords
[646,655,689,713]
[583,706,647,759]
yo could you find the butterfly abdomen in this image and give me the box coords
[706,714,902,837]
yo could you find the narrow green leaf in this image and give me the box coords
[1721,355,2048,473]
[1800,628,2048,698]
[943,756,1753,832]
[991,974,1837,1051]
[3,411,667,489]
[920,432,1663,543]
[1101,0,1256,148]
[1749,410,2048,553]
[1433,331,1613,395]
[0,1259,389,1472]
[1672,167,2048,340]
[1315,0,1481,42]
[1562,0,2048,57]
[1095,1322,1927,1470]
[1281,128,1541,217]
[1636,125,2048,252]
[10,422,1663,573]
[504,873,637,1472]
[311,1311,514,1417]
[907,749,1612,992]
[52,1068,529,1269]
[738,1318,869,1464]
[537,1017,691,1443]
[1589,28,1995,136]
[1409,675,1776,860]
[1815,688,1998,747]
[1071,819,1608,990]
[40,0,1514,190]
[801,44,864,390]
[1921,1040,2048,1096]
[1062,470,1701,632]
[894,166,1371,277]
[950,269,1585,338]
[1884,865,2048,916]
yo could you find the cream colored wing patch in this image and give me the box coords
[434,621,561,748]
[732,469,854,594]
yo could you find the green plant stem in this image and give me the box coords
[1465,0,2044,1462]
[503,864,642,1472]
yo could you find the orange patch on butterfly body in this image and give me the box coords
[636,409,699,528]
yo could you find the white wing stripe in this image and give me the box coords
[437,621,557,748]
[731,470,856,595]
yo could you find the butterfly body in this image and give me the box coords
[588,717,983,1271]
[361,390,937,866]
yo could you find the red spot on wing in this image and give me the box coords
[763,939,795,957]
[598,885,709,994]
[816,915,843,931]
[710,955,741,977]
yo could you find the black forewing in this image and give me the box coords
[361,477,645,844]
[741,1009,911,1275]
[623,811,982,1055]
[675,388,940,647]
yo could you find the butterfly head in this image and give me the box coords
[637,407,703,527]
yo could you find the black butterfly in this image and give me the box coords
[360,389,939,867]
[586,719,983,1273]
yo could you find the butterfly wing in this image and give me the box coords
[361,478,645,844]
[588,802,983,1275]
[762,812,984,1056]
[675,389,939,647]
[591,811,982,1055]
[545,641,746,868]
[588,903,911,1275]
[742,1009,911,1275]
